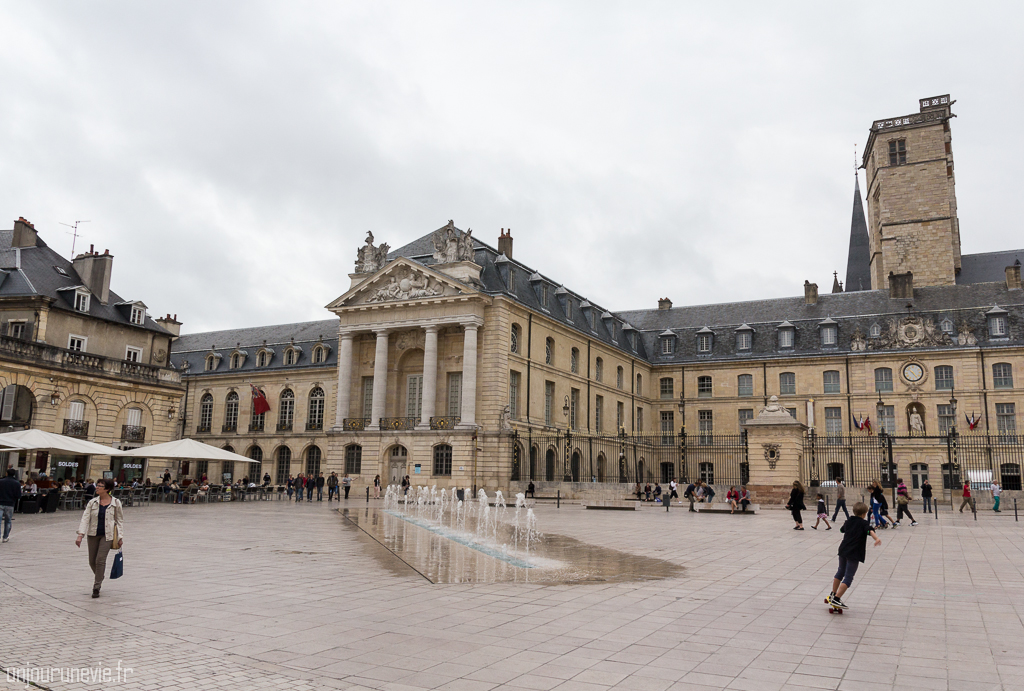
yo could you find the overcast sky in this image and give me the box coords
[1,2,1021,334]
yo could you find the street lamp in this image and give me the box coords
[948,387,958,430]
[562,395,570,422]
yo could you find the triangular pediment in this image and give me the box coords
[326,258,475,310]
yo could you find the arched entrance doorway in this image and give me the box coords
[570,451,581,483]
[545,448,555,482]
[388,445,408,485]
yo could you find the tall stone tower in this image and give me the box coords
[862,94,961,289]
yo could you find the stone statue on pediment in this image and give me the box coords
[431,221,475,264]
[355,231,390,273]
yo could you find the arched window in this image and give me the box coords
[123,405,143,441]
[285,349,295,366]
[205,355,216,372]
[275,446,291,484]
[278,389,294,430]
[617,366,624,390]
[545,338,554,365]
[306,445,322,476]
[780,372,796,395]
[224,392,239,431]
[307,387,325,430]
[345,444,362,474]
[595,357,603,382]
[433,444,453,476]
[570,348,579,374]
[697,376,712,398]
[230,353,240,369]
[198,394,213,432]
[636,374,642,395]
[510,324,521,354]
[737,374,753,397]
[257,351,267,367]
[249,445,263,482]
[312,346,325,364]
[875,367,894,392]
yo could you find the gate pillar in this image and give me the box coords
[743,396,808,504]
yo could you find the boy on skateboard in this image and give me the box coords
[827,502,881,610]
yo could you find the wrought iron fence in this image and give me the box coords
[430,416,460,430]
[342,417,370,431]
[380,417,417,431]
[512,430,748,486]
[120,425,146,442]
[63,419,89,438]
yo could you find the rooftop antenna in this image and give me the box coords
[59,220,90,257]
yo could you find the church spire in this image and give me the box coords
[845,170,871,292]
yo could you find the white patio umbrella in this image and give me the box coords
[0,429,124,456]
[117,438,260,463]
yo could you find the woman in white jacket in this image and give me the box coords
[75,478,124,598]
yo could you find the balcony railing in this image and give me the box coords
[121,425,146,442]
[63,419,89,438]
[430,416,460,430]
[249,420,265,432]
[380,417,418,431]
[306,420,323,431]
[222,423,237,433]
[342,418,371,431]
[0,334,180,386]
[277,422,293,432]
[196,424,211,434]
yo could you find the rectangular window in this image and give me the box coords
[566,300,572,321]
[406,375,424,419]
[880,405,896,435]
[74,291,90,312]
[738,374,753,397]
[698,410,713,445]
[544,381,554,426]
[661,338,673,355]
[660,410,674,445]
[68,400,85,421]
[595,395,603,434]
[433,445,452,476]
[787,408,798,420]
[617,401,624,430]
[68,335,86,352]
[888,138,907,166]
[637,407,644,432]
[989,316,1008,337]
[825,407,842,436]
[875,368,894,392]
[697,376,712,398]
[738,409,753,426]
[937,404,954,434]
[780,372,796,395]
[779,329,794,348]
[362,377,374,417]
[821,326,837,346]
[130,306,145,325]
[934,366,954,390]
[997,403,1016,435]
[7,321,26,340]
[509,371,520,420]
[541,284,548,308]
[570,388,579,430]
[993,363,1014,389]
[823,370,841,394]
[736,331,751,350]
[660,378,674,399]
[508,269,516,293]
[697,334,711,353]
[447,372,462,417]
[125,346,142,362]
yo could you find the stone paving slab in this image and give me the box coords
[1,500,1023,690]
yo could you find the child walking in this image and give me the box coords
[811,494,831,530]
[828,502,882,609]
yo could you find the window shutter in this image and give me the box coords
[0,322,7,336]
[1,384,17,421]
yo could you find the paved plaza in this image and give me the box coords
[2,498,1024,691]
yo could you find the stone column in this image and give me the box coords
[456,323,479,429]
[417,325,439,430]
[334,332,355,428]
[370,329,390,428]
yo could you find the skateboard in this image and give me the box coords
[825,597,844,615]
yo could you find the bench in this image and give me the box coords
[583,501,640,511]
[695,502,760,514]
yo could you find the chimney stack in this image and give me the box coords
[804,281,818,305]
[11,217,37,248]
[155,313,183,338]
[658,297,673,310]
[888,271,914,299]
[72,247,114,304]
[1007,260,1022,291]
[497,228,513,260]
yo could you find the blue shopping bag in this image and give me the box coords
[110,550,124,579]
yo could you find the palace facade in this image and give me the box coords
[171,93,1024,498]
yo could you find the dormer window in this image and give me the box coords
[735,324,753,351]
[312,346,325,363]
[130,306,145,325]
[869,323,882,338]
[74,290,90,313]
[660,330,675,355]
[566,300,573,321]
[257,351,267,367]
[987,307,1009,338]
[696,327,713,354]
[778,322,795,349]
[231,353,240,369]
[205,355,217,371]
[940,318,954,334]
[541,284,548,308]
[819,319,838,347]
[285,349,295,366]
[508,268,516,293]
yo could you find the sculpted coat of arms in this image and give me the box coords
[868,316,951,350]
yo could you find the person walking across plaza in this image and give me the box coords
[294,474,305,503]
[669,478,679,504]
[315,472,325,501]
[787,480,806,530]
[991,481,1002,512]
[373,474,381,499]
[812,494,832,530]
[75,479,124,598]
[1,468,21,542]
[921,478,933,514]
[827,501,882,610]
[895,478,918,526]
[342,473,352,500]
[306,474,315,501]
[959,480,974,513]
[327,472,339,501]
[831,480,849,522]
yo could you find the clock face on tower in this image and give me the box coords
[902,363,924,383]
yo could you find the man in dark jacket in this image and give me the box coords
[326,472,339,501]
[315,472,326,501]
[1,468,22,542]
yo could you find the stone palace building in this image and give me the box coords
[167,93,1023,500]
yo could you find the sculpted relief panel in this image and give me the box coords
[364,268,449,303]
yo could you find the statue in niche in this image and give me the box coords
[431,220,475,264]
[355,231,390,273]
[957,321,977,346]
[907,403,926,435]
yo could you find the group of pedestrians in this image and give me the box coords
[285,472,353,501]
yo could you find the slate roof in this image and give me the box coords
[845,177,871,292]
[170,319,339,374]
[0,229,171,335]
[957,249,1024,285]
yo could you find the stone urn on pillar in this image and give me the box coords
[742,396,808,505]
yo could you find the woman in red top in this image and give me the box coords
[959,481,974,513]
[726,486,740,514]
